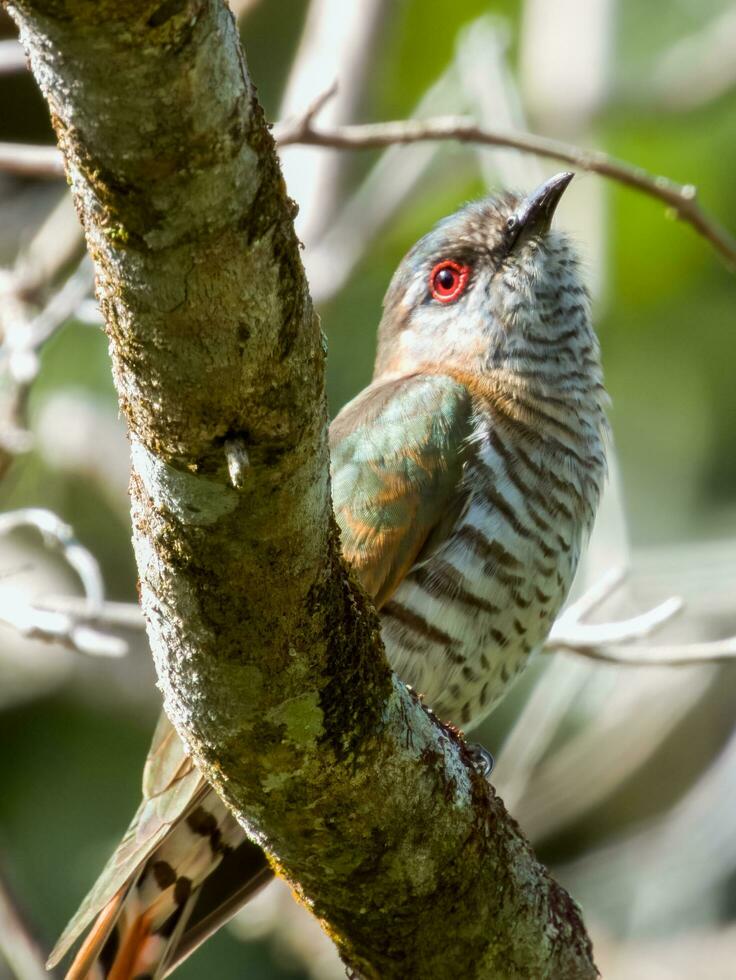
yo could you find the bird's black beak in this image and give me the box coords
[508,171,574,246]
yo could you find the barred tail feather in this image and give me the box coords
[66,863,203,980]
[65,798,249,979]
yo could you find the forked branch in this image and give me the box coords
[545,566,736,667]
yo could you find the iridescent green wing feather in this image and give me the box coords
[330,373,472,608]
[47,711,205,968]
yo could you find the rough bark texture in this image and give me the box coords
[5,2,598,977]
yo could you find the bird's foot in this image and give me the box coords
[467,742,495,779]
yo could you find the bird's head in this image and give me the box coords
[374,172,598,389]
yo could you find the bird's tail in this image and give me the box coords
[65,799,271,980]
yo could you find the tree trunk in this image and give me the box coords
[5,1,598,976]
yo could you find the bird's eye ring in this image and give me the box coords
[505,216,518,233]
[429,260,470,304]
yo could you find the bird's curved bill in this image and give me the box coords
[512,171,574,240]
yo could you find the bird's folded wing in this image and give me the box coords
[329,372,472,608]
[48,712,206,968]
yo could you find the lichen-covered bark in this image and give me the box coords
[5,1,598,976]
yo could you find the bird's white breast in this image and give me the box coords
[379,407,600,729]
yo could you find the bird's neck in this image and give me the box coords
[454,361,609,539]
[439,349,610,503]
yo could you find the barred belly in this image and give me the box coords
[379,413,598,730]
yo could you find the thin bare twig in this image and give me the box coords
[0,509,127,657]
[553,565,628,625]
[20,257,93,348]
[11,191,85,300]
[33,594,145,629]
[0,599,128,657]
[0,256,94,469]
[0,508,103,599]
[294,79,338,130]
[273,111,736,271]
[301,69,463,302]
[545,566,736,667]
[546,566,682,647]
[555,635,736,668]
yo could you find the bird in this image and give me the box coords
[48,171,609,979]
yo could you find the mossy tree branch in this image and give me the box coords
[4,1,598,976]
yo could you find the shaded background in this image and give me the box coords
[1,0,735,977]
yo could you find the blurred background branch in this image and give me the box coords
[0,508,126,659]
[626,6,736,113]
[0,871,46,980]
[0,142,63,179]
[0,39,25,76]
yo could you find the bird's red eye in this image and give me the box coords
[429,260,470,303]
